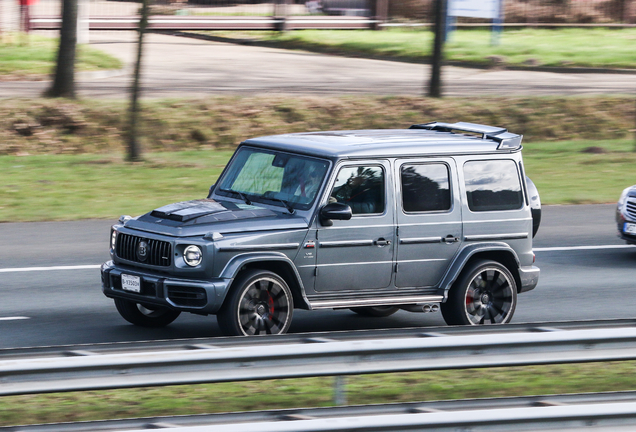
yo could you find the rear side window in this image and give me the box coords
[464,160,523,212]
[401,163,451,212]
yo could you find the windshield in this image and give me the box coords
[217,147,330,211]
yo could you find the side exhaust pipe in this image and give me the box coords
[400,303,440,313]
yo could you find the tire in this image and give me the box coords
[441,259,517,326]
[114,298,181,328]
[217,269,294,336]
[350,306,399,317]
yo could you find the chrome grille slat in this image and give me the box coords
[626,198,636,219]
[116,234,172,267]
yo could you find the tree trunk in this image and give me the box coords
[46,0,77,98]
[127,0,150,162]
[428,0,446,98]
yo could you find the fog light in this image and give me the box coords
[184,245,202,267]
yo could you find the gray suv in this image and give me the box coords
[101,122,541,336]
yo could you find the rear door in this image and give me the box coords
[395,158,463,288]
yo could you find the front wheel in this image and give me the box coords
[217,269,294,336]
[114,298,181,328]
[441,259,517,326]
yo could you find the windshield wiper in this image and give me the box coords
[220,188,252,205]
[274,198,295,215]
[237,192,252,206]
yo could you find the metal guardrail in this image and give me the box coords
[4,318,636,359]
[4,323,636,396]
[6,391,636,432]
[5,321,636,430]
[29,15,376,31]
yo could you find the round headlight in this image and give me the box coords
[111,230,117,250]
[183,245,203,267]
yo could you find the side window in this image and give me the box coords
[401,163,451,213]
[464,160,523,212]
[329,166,385,215]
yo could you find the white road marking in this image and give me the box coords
[0,316,30,321]
[535,245,636,252]
[0,265,101,273]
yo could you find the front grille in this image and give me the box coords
[167,286,207,307]
[116,233,172,267]
[626,197,636,220]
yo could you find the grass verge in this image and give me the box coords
[202,28,636,69]
[1,96,633,156]
[1,139,635,222]
[2,361,636,426]
[0,34,123,80]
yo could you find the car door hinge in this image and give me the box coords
[394,263,399,273]
[396,226,400,236]
[314,267,318,276]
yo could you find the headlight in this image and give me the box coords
[183,245,203,267]
[110,230,117,250]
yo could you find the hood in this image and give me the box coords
[124,199,309,237]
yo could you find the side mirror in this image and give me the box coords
[208,184,216,198]
[320,202,352,226]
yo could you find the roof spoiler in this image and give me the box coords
[409,121,523,150]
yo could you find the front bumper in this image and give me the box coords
[101,261,230,315]
[519,265,540,293]
[618,220,636,245]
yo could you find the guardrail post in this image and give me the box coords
[334,376,347,405]
[371,0,388,30]
[273,0,292,32]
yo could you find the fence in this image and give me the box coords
[1,0,635,35]
[391,0,636,24]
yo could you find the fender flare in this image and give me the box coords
[439,243,521,300]
[219,252,311,309]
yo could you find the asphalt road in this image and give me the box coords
[2,32,636,99]
[1,204,635,349]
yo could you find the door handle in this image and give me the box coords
[374,238,392,246]
[443,235,459,244]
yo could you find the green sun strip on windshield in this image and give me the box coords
[231,153,284,195]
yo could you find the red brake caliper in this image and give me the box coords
[267,293,275,317]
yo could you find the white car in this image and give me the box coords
[617,185,636,244]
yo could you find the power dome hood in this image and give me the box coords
[124,199,309,237]
[149,199,276,223]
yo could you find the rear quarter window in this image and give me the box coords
[463,160,523,212]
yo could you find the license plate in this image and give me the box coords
[121,274,141,293]
[625,223,636,235]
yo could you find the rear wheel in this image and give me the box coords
[350,306,399,317]
[217,269,294,336]
[441,259,517,326]
[114,298,181,327]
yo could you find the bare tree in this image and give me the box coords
[428,0,446,98]
[46,0,77,98]
[127,0,150,162]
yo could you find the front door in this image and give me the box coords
[395,158,462,288]
[315,161,395,292]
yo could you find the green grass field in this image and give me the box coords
[0,139,634,222]
[211,28,636,69]
[0,34,122,79]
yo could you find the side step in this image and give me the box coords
[308,295,443,310]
